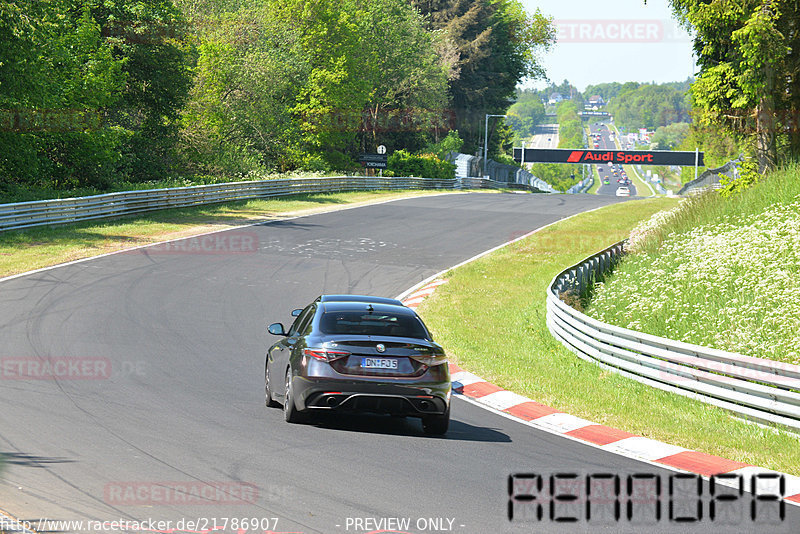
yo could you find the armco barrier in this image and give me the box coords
[0,176,542,232]
[546,241,800,431]
[678,159,741,195]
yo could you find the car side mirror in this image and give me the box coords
[268,323,287,336]
[291,309,303,317]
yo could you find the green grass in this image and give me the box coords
[626,161,800,255]
[639,164,683,193]
[586,165,601,194]
[417,196,800,475]
[587,162,800,364]
[0,189,454,278]
[608,124,656,196]
[623,163,655,196]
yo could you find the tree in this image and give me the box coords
[668,0,800,171]
[507,89,545,140]
[555,100,583,149]
[412,0,555,155]
[179,2,310,173]
[178,0,453,173]
[0,1,128,192]
[650,122,690,150]
[529,163,580,192]
[350,0,451,154]
[605,83,690,131]
[583,82,624,103]
[94,0,195,180]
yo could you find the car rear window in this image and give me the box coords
[320,311,429,339]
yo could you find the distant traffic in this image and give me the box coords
[590,122,637,197]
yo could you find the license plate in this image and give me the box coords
[362,358,398,370]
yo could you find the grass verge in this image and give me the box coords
[587,165,601,195]
[0,189,457,279]
[417,196,800,475]
[588,161,800,364]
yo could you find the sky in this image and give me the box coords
[521,0,696,91]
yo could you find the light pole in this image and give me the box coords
[484,114,507,179]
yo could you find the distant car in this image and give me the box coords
[603,178,610,185]
[616,186,631,197]
[265,295,452,435]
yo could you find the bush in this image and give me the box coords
[530,163,581,192]
[718,158,761,197]
[424,131,464,160]
[387,149,455,179]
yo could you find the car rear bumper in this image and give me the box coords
[305,391,448,416]
[292,363,451,417]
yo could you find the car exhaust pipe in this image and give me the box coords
[326,396,340,407]
[419,400,429,410]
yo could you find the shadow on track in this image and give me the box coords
[305,412,511,443]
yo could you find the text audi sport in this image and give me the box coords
[265,295,451,435]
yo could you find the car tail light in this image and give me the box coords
[304,348,350,362]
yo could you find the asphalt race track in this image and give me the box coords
[589,123,638,197]
[527,124,559,149]
[1,193,796,534]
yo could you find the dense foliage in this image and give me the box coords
[386,149,456,179]
[605,82,691,131]
[411,0,555,155]
[0,0,192,192]
[531,79,582,103]
[506,88,546,141]
[650,122,690,150]
[528,163,580,192]
[668,0,800,171]
[676,116,744,183]
[555,100,583,149]
[0,0,555,200]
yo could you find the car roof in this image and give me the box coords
[317,294,405,306]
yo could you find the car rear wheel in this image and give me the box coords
[265,364,279,408]
[422,406,449,436]
[283,369,305,423]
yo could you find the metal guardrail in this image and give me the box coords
[567,174,592,194]
[678,158,741,195]
[546,241,800,431]
[458,176,542,192]
[448,152,556,193]
[0,175,534,232]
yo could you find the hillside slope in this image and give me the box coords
[587,162,800,364]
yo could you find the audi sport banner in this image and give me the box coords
[513,148,704,167]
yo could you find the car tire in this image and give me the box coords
[265,363,279,408]
[283,369,305,424]
[422,406,449,436]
